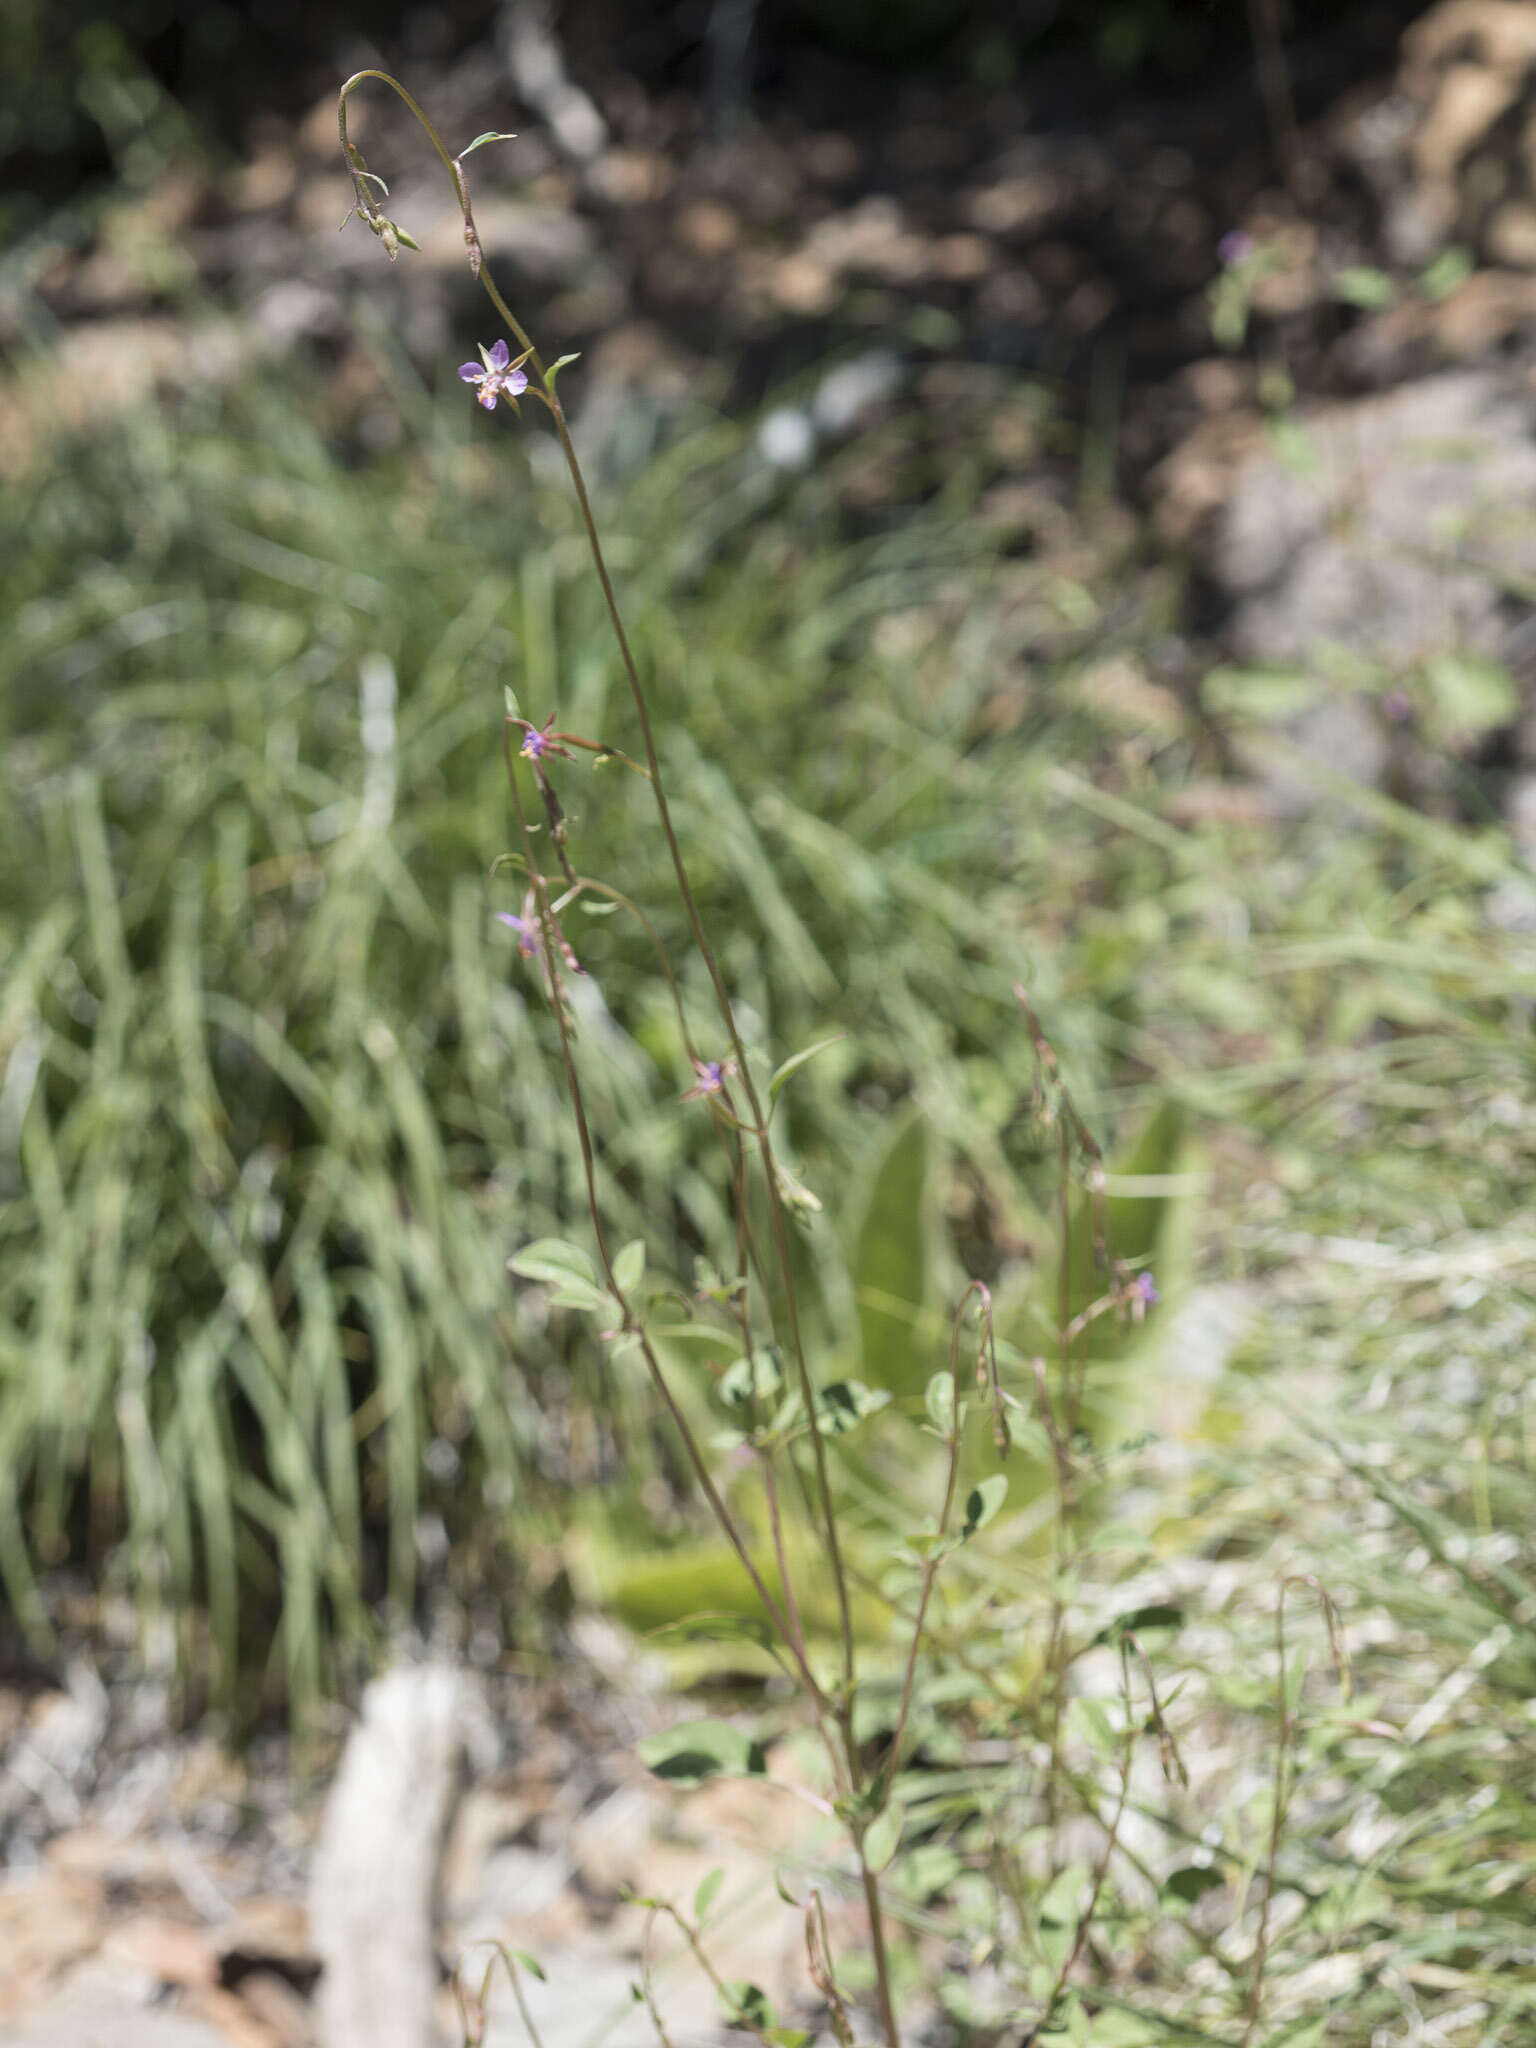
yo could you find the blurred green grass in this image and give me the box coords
[4,328,1536,2035]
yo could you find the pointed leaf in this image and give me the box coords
[509,1950,546,1982]
[694,1868,725,1923]
[813,1378,891,1436]
[769,1032,847,1101]
[960,1473,1007,1540]
[636,1719,767,1787]
[509,1238,599,1290]
[925,1370,955,1437]
[543,353,582,392]
[461,130,518,158]
[718,1984,773,2031]
[718,1348,783,1412]
[855,1108,931,1395]
[613,1239,646,1295]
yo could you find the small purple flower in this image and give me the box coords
[1381,688,1413,726]
[1218,229,1256,268]
[1134,1272,1159,1306]
[680,1056,737,1103]
[512,713,573,764]
[496,909,541,959]
[458,338,529,412]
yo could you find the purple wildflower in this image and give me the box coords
[680,1056,736,1103]
[496,909,541,959]
[1218,229,1256,268]
[512,713,573,764]
[1134,1272,1159,1306]
[458,338,529,412]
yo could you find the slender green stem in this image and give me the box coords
[340,72,878,2036]
[496,728,815,1701]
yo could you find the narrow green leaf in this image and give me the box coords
[543,353,582,392]
[510,1949,546,1982]
[768,1032,847,1101]
[694,1868,725,1923]
[461,130,518,158]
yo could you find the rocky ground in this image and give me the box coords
[0,1626,849,2048]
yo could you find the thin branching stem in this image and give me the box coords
[340,72,884,2035]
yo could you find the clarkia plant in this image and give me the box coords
[335,74,1264,2048]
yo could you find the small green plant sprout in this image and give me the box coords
[1208,226,1281,350]
[453,1942,547,2048]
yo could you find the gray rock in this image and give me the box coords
[1211,372,1536,673]
[0,2017,228,2048]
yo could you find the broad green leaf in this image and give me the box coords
[1161,1864,1225,1909]
[549,1279,616,1318]
[960,1473,1007,1539]
[1425,653,1517,739]
[769,1032,846,1101]
[900,1844,961,1898]
[612,1239,646,1295]
[694,1867,725,1923]
[813,1379,891,1436]
[1203,666,1320,723]
[925,1369,955,1437]
[508,1238,599,1290]
[636,1718,767,1787]
[718,1984,773,2030]
[719,1347,784,1411]
[1334,264,1397,309]
[1418,245,1471,301]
